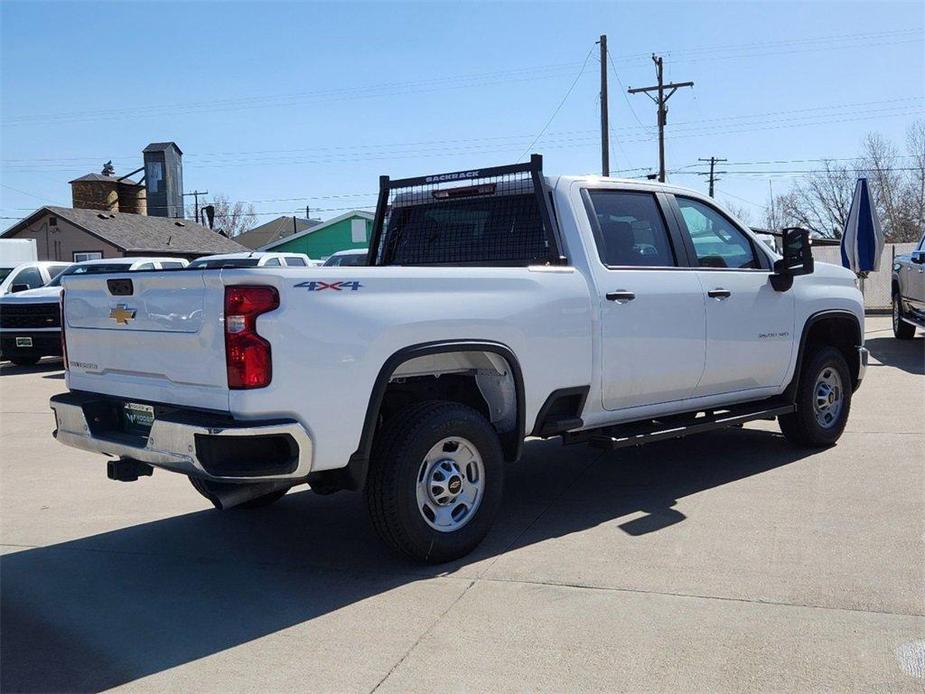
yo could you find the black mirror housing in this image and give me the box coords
[912,250,925,265]
[770,227,814,292]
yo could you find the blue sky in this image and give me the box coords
[1,1,923,227]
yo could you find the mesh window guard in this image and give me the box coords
[370,155,563,267]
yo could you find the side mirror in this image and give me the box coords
[912,250,925,265]
[770,227,814,292]
[10,284,29,293]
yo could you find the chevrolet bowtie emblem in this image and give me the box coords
[109,304,136,325]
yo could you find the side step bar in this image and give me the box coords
[585,402,795,451]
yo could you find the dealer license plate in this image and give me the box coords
[122,402,155,434]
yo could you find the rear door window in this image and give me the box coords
[284,256,307,266]
[585,190,677,267]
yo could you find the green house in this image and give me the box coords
[261,210,374,260]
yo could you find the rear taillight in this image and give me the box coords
[60,289,68,370]
[224,285,278,389]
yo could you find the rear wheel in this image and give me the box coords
[893,293,916,339]
[189,477,289,509]
[366,401,504,563]
[779,346,852,447]
[9,355,40,367]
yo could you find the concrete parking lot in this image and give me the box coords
[1,316,922,692]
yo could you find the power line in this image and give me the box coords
[520,45,596,159]
[4,96,919,168]
[607,49,647,129]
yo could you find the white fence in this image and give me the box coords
[811,243,916,311]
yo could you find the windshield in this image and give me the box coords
[48,263,134,287]
[187,258,261,269]
[324,253,367,267]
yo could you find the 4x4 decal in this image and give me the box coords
[294,280,362,292]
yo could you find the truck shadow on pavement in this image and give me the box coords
[864,336,924,376]
[1,427,816,692]
[0,358,64,377]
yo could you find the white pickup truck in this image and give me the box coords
[51,156,867,562]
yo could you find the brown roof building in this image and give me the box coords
[1,206,248,261]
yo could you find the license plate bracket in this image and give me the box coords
[122,402,155,435]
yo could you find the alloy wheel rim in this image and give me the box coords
[415,436,484,533]
[813,366,844,429]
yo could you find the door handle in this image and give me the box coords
[707,288,731,299]
[606,290,636,303]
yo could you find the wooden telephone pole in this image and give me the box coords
[627,55,693,182]
[698,156,727,197]
[599,34,609,177]
[183,190,208,221]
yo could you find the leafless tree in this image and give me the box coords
[187,194,257,237]
[904,120,925,236]
[762,119,925,242]
[720,200,752,225]
[777,160,855,238]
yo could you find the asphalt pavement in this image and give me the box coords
[1,317,922,692]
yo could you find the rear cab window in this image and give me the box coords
[380,188,548,266]
[284,257,307,267]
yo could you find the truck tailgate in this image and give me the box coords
[63,270,229,411]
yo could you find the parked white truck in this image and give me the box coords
[50,156,867,562]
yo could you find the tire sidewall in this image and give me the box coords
[391,406,504,562]
[798,347,852,445]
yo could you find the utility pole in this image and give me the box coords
[183,190,208,222]
[698,156,727,197]
[599,34,610,177]
[627,55,693,183]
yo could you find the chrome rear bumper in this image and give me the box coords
[50,392,313,482]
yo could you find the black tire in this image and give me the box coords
[365,400,504,564]
[10,355,40,367]
[893,293,916,339]
[188,477,289,509]
[779,346,852,447]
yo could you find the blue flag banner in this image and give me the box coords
[840,178,884,275]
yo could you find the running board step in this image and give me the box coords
[589,404,795,451]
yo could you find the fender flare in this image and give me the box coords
[784,309,863,400]
[340,340,526,491]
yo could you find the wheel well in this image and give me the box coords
[327,344,525,494]
[801,315,861,389]
[380,350,520,460]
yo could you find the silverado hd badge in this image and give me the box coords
[109,304,137,324]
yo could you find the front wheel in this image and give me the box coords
[366,401,504,563]
[893,293,916,339]
[779,346,852,447]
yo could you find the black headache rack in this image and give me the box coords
[367,154,566,267]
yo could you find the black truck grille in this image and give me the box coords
[0,303,61,329]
